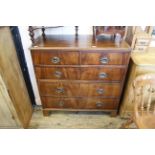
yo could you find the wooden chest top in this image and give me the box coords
[30,35,131,51]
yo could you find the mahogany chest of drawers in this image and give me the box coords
[31,35,131,116]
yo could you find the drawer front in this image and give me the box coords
[81,52,129,65]
[35,67,125,81]
[35,67,80,80]
[42,97,78,109]
[80,67,125,81]
[32,50,79,65]
[39,82,121,97]
[39,82,80,97]
[136,39,150,46]
[41,97,118,110]
[80,83,121,97]
[79,98,118,109]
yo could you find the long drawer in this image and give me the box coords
[35,67,125,81]
[41,97,119,110]
[39,82,121,97]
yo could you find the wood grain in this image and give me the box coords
[81,52,129,65]
[0,27,33,128]
[39,81,121,97]
[35,67,80,80]
[120,52,155,117]
[0,74,20,128]
[41,97,118,110]
[35,66,125,81]
[30,35,131,50]
[32,50,79,65]
[30,33,131,116]
[80,67,125,81]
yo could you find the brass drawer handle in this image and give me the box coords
[96,102,103,107]
[56,87,64,93]
[58,101,64,107]
[54,71,62,78]
[99,72,107,79]
[100,57,109,64]
[51,56,60,64]
[96,88,104,94]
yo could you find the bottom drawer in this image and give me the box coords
[41,97,119,110]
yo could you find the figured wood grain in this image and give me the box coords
[35,67,80,80]
[80,67,125,81]
[31,50,79,65]
[0,27,33,128]
[31,49,130,66]
[30,33,131,116]
[35,66,125,81]
[79,83,121,97]
[39,81,121,97]
[41,97,118,109]
[81,52,130,65]
[39,82,80,97]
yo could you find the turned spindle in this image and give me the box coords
[75,26,78,36]
[42,26,46,40]
[28,26,35,43]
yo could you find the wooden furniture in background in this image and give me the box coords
[120,51,155,117]
[0,27,33,128]
[125,26,153,52]
[29,26,79,44]
[122,73,155,129]
[30,29,131,116]
[93,26,126,40]
[93,26,126,36]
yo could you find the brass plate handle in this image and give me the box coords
[100,57,109,64]
[96,102,103,107]
[99,72,107,79]
[54,71,62,78]
[96,88,104,94]
[58,101,64,107]
[51,56,60,64]
[56,87,64,93]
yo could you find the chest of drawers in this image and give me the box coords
[31,35,131,116]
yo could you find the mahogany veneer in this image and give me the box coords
[31,34,131,116]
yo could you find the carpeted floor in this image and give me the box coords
[29,108,137,129]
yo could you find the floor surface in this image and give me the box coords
[29,108,136,129]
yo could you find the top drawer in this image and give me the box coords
[81,51,130,65]
[31,50,79,65]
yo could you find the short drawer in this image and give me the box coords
[41,97,118,110]
[80,67,125,81]
[81,52,129,65]
[31,50,79,65]
[39,82,121,97]
[80,83,121,97]
[41,97,78,109]
[35,67,80,80]
[79,98,118,109]
[39,82,80,97]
